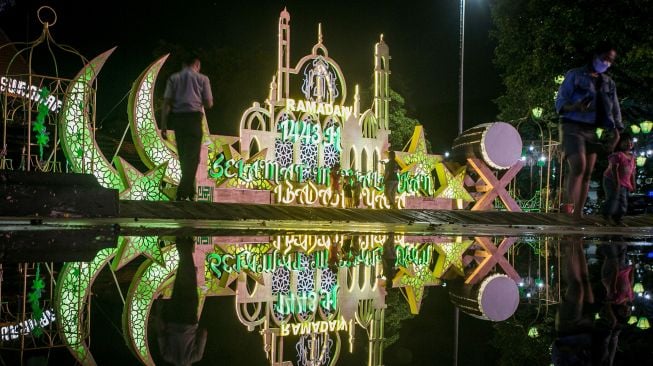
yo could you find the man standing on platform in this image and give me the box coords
[161,54,213,201]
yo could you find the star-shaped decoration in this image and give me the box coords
[432,162,474,202]
[205,134,239,149]
[111,236,165,271]
[433,237,474,278]
[394,125,442,179]
[393,264,440,314]
[114,157,169,201]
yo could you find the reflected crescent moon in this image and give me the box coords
[55,248,115,366]
[59,47,124,190]
[123,246,179,365]
[129,54,182,185]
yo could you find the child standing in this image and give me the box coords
[602,133,635,225]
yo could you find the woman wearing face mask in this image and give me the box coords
[555,43,623,218]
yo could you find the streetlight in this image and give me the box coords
[458,0,466,136]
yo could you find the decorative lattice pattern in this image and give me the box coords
[130,56,181,184]
[124,246,179,364]
[60,51,124,190]
[297,253,315,293]
[275,139,293,168]
[272,267,291,295]
[115,159,169,201]
[323,118,340,168]
[112,236,164,271]
[300,143,318,181]
[320,268,337,293]
[55,248,115,363]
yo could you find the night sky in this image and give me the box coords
[0,3,500,363]
[0,0,500,152]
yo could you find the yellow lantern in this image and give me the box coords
[637,156,647,167]
[554,75,565,85]
[531,107,543,119]
[633,282,645,294]
[640,120,653,134]
[628,315,638,325]
[631,124,641,134]
[596,128,604,139]
[528,327,539,338]
[637,317,650,330]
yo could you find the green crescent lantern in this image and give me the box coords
[554,75,565,85]
[531,107,543,119]
[637,317,650,330]
[596,128,604,139]
[641,120,653,134]
[636,156,647,167]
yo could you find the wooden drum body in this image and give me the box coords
[451,122,522,170]
[448,274,519,321]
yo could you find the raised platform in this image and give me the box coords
[2,200,652,238]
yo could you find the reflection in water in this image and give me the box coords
[2,234,652,365]
[553,237,637,366]
[154,237,207,366]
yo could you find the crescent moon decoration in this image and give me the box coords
[59,47,124,190]
[55,248,116,366]
[123,246,179,365]
[128,54,182,185]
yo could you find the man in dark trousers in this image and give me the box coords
[161,54,213,201]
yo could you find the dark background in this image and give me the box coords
[0,0,501,153]
[0,1,501,364]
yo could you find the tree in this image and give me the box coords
[387,88,430,152]
[490,0,653,123]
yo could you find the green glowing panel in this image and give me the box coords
[433,162,474,201]
[208,243,273,285]
[112,236,165,271]
[395,125,441,179]
[59,48,124,190]
[123,246,179,365]
[395,265,438,314]
[129,55,182,185]
[55,248,115,365]
[114,157,169,201]
[433,238,473,278]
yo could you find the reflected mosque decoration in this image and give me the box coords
[0,7,530,366]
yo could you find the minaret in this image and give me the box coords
[277,8,291,101]
[354,84,360,118]
[374,34,391,129]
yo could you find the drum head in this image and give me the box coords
[483,122,522,170]
[479,275,519,321]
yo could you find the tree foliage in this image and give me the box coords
[388,88,429,152]
[383,288,416,351]
[490,0,653,123]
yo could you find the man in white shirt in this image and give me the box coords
[161,55,213,201]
